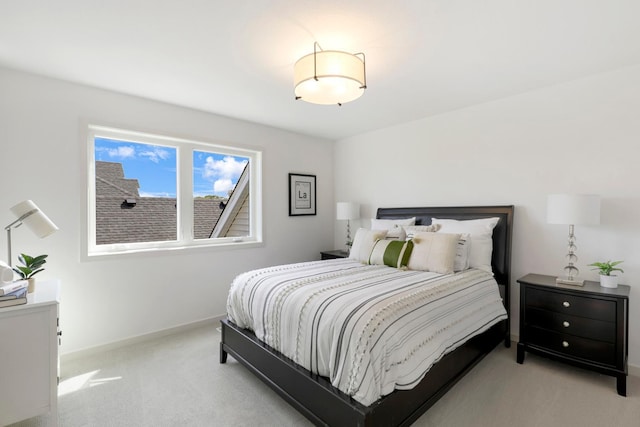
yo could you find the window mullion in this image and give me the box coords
[250,151,262,241]
[178,145,194,244]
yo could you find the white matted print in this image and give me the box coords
[289,173,316,216]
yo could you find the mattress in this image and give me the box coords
[226,258,507,405]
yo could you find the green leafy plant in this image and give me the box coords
[12,253,48,279]
[588,260,624,276]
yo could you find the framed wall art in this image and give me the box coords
[288,173,316,216]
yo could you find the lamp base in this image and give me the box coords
[556,276,585,286]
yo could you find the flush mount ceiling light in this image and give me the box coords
[294,42,367,106]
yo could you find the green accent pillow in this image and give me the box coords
[368,239,414,268]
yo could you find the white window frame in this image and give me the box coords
[86,124,263,257]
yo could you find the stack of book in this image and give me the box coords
[0,280,28,308]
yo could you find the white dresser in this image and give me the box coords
[0,279,60,426]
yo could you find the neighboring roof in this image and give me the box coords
[210,163,249,238]
[96,197,177,244]
[194,198,226,240]
[95,161,237,245]
[95,161,140,197]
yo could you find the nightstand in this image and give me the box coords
[0,279,60,425]
[517,273,629,396]
[320,250,349,260]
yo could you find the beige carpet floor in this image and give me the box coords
[10,323,639,427]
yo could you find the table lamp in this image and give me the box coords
[547,194,600,285]
[4,200,58,266]
[336,202,360,253]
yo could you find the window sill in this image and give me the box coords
[84,239,264,261]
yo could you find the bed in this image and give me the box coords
[220,205,514,426]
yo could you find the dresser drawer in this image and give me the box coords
[526,326,616,366]
[525,287,615,322]
[525,307,616,342]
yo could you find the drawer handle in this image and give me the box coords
[562,301,570,308]
[562,341,570,348]
[563,321,570,328]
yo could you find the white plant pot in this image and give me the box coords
[599,274,619,289]
[27,277,36,293]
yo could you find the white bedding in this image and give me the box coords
[226,258,507,405]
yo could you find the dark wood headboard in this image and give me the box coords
[377,205,514,327]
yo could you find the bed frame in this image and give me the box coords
[220,205,514,426]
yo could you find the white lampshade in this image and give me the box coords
[547,194,600,225]
[10,200,59,238]
[294,45,366,105]
[336,202,360,221]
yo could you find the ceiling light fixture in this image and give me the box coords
[294,42,367,106]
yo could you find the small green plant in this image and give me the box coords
[12,253,48,279]
[588,260,624,276]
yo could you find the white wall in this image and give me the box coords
[0,67,334,354]
[334,64,640,368]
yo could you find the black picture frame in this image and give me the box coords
[288,173,316,216]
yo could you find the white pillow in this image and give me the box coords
[407,232,460,274]
[349,228,388,263]
[454,233,471,272]
[371,217,416,239]
[402,224,441,240]
[432,217,500,273]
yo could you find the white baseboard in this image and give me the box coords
[509,333,639,378]
[61,314,226,363]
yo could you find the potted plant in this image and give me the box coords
[12,253,48,293]
[588,260,623,289]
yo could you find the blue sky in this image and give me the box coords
[94,138,248,198]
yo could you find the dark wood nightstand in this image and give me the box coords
[320,250,349,260]
[517,273,629,396]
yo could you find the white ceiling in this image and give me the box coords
[2,1,640,140]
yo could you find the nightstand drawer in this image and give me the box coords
[525,307,616,342]
[525,287,615,322]
[526,326,616,366]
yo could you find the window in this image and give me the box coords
[87,125,262,256]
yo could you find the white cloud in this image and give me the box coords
[202,155,248,196]
[139,147,171,163]
[213,178,234,195]
[203,156,247,180]
[106,146,135,159]
[96,143,171,163]
[139,190,175,198]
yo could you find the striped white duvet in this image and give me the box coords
[226,258,507,406]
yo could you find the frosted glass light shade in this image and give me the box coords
[294,49,366,105]
[10,200,59,238]
[336,202,360,220]
[547,194,600,225]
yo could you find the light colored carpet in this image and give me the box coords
[10,324,639,427]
